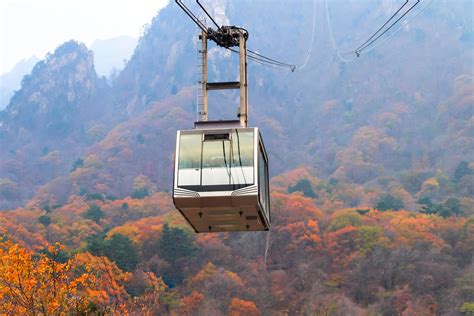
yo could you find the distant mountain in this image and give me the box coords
[0,0,472,211]
[90,36,137,78]
[0,56,39,110]
[0,1,472,314]
[0,41,113,209]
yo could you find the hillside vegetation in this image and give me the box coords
[0,0,472,314]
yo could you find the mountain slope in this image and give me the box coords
[1,0,472,210]
[0,41,113,209]
[0,1,473,314]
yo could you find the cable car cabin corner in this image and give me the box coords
[173,120,271,233]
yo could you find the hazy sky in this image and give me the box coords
[0,0,169,75]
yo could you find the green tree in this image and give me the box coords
[439,198,462,218]
[71,158,84,171]
[85,233,106,256]
[419,197,462,218]
[38,215,52,227]
[131,187,149,199]
[103,233,139,272]
[288,179,317,198]
[156,224,198,286]
[418,196,436,214]
[86,193,104,201]
[454,161,472,183]
[136,133,145,144]
[83,204,104,224]
[375,194,404,211]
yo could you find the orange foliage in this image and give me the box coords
[72,252,131,309]
[0,241,93,314]
[272,192,323,222]
[125,271,167,313]
[272,192,323,253]
[191,262,218,283]
[0,209,47,250]
[103,192,176,223]
[107,216,164,245]
[180,291,205,315]
[229,298,260,316]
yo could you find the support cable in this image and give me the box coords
[354,0,410,54]
[294,0,317,70]
[358,0,431,55]
[248,50,296,68]
[196,0,221,31]
[226,47,294,70]
[324,0,357,63]
[176,0,296,71]
[175,0,207,32]
[357,0,421,54]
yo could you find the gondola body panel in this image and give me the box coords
[173,121,270,232]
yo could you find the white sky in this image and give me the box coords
[0,0,169,75]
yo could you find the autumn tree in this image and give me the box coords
[131,175,156,199]
[71,252,131,313]
[229,298,260,316]
[0,241,93,314]
[179,291,205,315]
[189,262,245,313]
[124,270,168,313]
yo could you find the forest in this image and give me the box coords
[0,0,473,314]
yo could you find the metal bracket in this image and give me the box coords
[199,30,248,127]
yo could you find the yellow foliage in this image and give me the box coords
[422,177,439,189]
[0,241,93,314]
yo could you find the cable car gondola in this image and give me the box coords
[174,120,270,232]
[173,0,271,232]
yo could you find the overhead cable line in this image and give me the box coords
[176,0,296,71]
[248,49,296,69]
[354,0,410,54]
[324,0,357,63]
[326,0,428,61]
[359,0,432,55]
[196,0,221,31]
[176,0,207,32]
[356,0,421,55]
[292,0,317,70]
[226,47,294,70]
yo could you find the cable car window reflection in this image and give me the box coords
[178,134,202,186]
[202,140,232,186]
[231,130,254,185]
[177,130,255,190]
